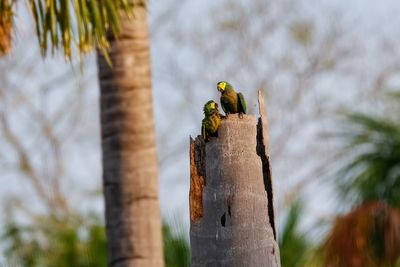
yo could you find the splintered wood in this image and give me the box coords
[189,137,205,223]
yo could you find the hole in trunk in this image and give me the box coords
[221,212,226,227]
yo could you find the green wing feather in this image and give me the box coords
[238,92,247,114]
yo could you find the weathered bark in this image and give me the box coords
[97,3,164,267]
[0,0,13,55]
[190,92,280,267]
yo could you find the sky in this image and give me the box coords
[149,0,400,226]
[1,0,400,248]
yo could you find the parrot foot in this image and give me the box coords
[239,112,244,119]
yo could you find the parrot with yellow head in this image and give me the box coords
[217,81,247,117]
[201,100,223,141]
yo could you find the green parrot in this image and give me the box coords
[201,100,223,141]
[217,81,247,117]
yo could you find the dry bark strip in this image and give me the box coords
[189,92,280,267]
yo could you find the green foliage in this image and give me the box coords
[3,213,107,267]
[29,0,134,60]
[2,213,190,267]
[336,104,400,207]
[163,223,190,267]
[279,200,311,267]
[0,0,135,59]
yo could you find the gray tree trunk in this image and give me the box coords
[190,92,280,267]
[97,2,164,266]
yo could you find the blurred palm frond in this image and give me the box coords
[335,101,400,207]
[0,0,134,60]
[279,200,311,267]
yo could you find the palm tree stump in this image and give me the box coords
[189,92,281,267]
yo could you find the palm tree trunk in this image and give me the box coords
[190,92,280,266]
[97,2,164,267]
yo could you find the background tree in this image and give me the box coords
[97,1,164,265]
[0,1,165,265]
[335,107,400,206]
[0,39,189,266]
[323,93,400,266]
